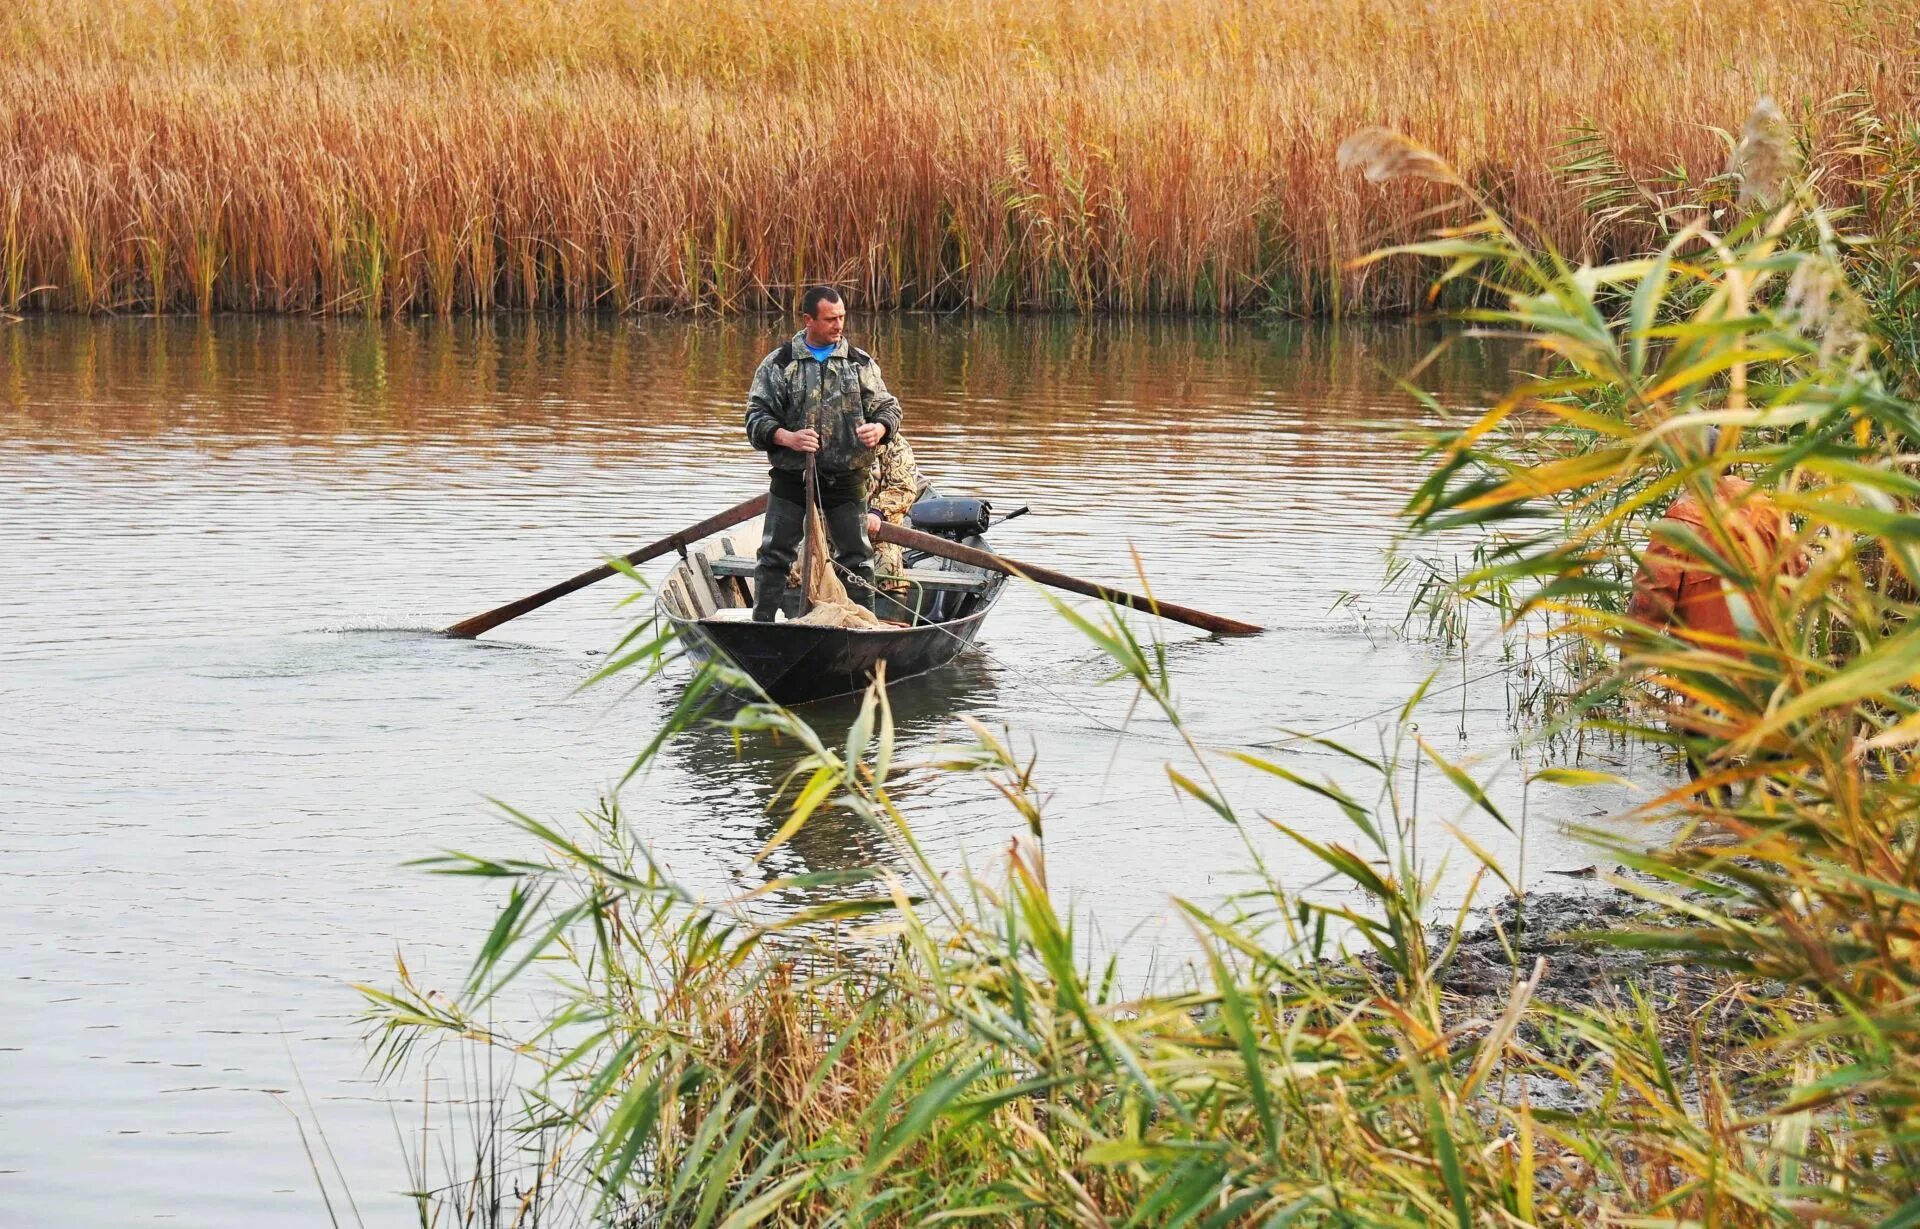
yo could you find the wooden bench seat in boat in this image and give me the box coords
[705,554,992,595]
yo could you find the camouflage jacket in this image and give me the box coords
[868,433,933,524]
[869,433,935,584]
[744,332,902,473]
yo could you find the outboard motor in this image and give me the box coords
[904,496,991,623]
[907,497,991,540]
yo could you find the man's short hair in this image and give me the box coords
[801,285,843,317]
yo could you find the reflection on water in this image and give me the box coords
[0,314,1664,1225]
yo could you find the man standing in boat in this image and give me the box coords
[743,286,902,621]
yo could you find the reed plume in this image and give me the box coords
[1730,95,1798,207]
[1336,128,1459,186]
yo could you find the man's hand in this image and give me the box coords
[855,422,886,448]
[867,512,882,535]
[773,427,820,452]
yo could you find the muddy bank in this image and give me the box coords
[1446,881,1786,1015]
[1443,885,1690,1007]
[1430,883,1786,1113]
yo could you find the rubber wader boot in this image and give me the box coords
[752,493,806,622]
[824,498,878,611]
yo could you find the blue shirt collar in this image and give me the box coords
[794,330,845,361]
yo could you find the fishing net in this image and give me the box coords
[791,510,890,628]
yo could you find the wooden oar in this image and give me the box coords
[442,493,769,639]
[872,522,1263,636]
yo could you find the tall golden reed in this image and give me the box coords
[3,0,1915,316]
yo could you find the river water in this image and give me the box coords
[0,315,1665,1225]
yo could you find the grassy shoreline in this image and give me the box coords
[7,0,1918,318]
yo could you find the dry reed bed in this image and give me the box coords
[3,0,1916,316]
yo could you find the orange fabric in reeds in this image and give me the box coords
[1627,478,1802,643]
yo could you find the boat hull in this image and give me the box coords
[671,590,1000,704]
